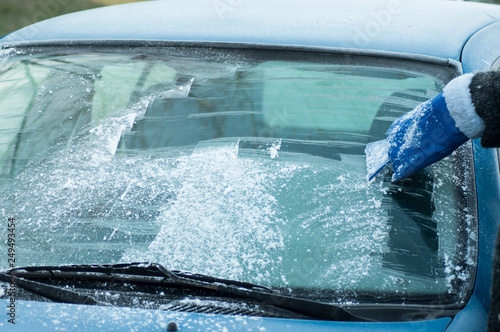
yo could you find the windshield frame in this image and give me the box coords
[0,39,463,71]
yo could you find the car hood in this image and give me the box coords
[0,299,451,331]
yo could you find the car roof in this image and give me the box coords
[1,0,500,61]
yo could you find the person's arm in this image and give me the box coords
[366,70,500,182]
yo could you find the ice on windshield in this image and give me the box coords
[0,50,476,304]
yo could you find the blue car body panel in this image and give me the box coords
[445,294,488,332]
[461,20,500,326]
[0,299,452,332]
[462,21,500,72]
[2,0,500,61]
[1,1,500,331]
[471,143,500,306]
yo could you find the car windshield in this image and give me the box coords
[0,45,476,306]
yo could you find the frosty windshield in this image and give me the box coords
[0,46,476,306]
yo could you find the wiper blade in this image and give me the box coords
[0,272,110,306]
[9,262,273,292]
[7,262,368,322]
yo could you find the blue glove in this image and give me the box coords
[365,72,494,182]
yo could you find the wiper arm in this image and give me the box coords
[0,272,110,306]
[7,262,368,321]
[9,262,273,292]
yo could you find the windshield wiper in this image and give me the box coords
[0,271,110,306]
[3,262,369,322]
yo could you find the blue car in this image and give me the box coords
[0,0,499,331]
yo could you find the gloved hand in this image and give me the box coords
[366,70,500,182]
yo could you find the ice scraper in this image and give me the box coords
[365,71,500,182]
